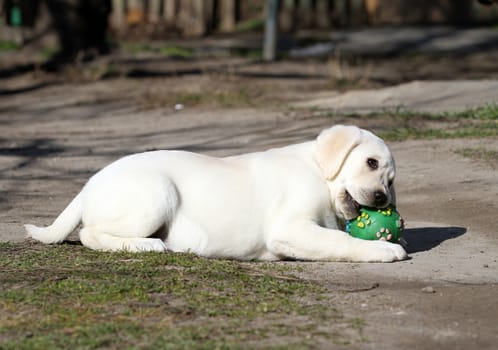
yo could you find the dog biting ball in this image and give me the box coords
[346,206,404,243]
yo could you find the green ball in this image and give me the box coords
[346,205,404,243]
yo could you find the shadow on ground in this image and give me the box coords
[404,226,467,253]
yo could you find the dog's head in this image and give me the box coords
[316,125,396,220]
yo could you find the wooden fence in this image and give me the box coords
[112,0,219,36]
[111,0,498,37]
[111,0,352,36]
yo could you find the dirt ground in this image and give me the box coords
[1,35,498,348]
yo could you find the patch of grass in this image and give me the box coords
[0,40,20,51]
[124,42,193,58]
[159,46,194,58]
[455,148,498,167]
[318,104,498,141]
[122,42,151,54]
[444,103,498,120]
[378,122,497,141]
[373,104,498,122]
[0,242,362,349]
[37,47,59,60]
[236,18,265,33]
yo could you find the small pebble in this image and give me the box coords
[174,103,185,111]
[421,286,436,293]
[483,264,489,268]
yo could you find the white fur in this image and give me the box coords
[25,125,407,262]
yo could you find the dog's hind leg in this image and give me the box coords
[80,227,167,252]
[79,172,179,252]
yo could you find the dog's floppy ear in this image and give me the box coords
[316,125,362,180]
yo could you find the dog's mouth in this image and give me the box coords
[344,190,361,217]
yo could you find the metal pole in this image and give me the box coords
[263,0,279,61]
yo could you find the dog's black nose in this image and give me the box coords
[374,191,387,206]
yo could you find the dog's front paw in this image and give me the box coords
[362,240,408,262]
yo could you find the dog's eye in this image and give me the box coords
[367,158,378,170]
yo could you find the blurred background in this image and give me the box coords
[1,0,498,76]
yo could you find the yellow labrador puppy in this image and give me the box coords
[26,125,407,262]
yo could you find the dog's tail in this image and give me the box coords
[25,192,83,244]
